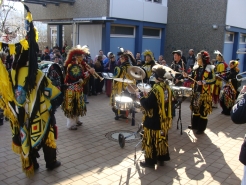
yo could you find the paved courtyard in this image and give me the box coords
[0,93,246,185]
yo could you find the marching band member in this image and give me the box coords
[212,50,226,108]
[110,50,135,120]
[170,50,186,86]
[0,5,62,176]
[142,50,157,85]
[183,50,215,134]
[220,60,240,115]
[62,46,95,130]
[138,66,172,168]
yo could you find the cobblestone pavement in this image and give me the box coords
[0,93,245,185]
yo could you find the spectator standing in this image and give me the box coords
[103,52,112,66]
[186,49,196,70]
[94,50,107,63]
[104,53,117,97]
[157,55,164,64]
[94,55,104,94]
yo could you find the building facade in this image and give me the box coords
[27,0,168,60]
[165,0,246,70]
[27,0,246,71]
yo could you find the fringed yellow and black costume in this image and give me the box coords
[220,60,239,115]
[0,4,62,176]
[189,51,215,133]
[61,46,90,129]
[213,61,225,106]
[110,61,135,106]
[140,81,172,164]
[142,50,156,84]
[11,68,61,176]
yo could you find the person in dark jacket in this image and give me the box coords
[220,60,240,115]
[139,66,172,168]
[186,49,196,70]
[230,86,246,185]
[171,50,186,86]
[104,54,117,97]
[94,55,104,94]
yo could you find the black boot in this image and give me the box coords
[43,144,60,170]
[188,114,199,130]
[196,118,207,134]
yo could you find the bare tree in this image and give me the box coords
[0,0,24,43]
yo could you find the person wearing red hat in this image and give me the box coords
[183,50,216,134]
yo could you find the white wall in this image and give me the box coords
[110,0,168,24]
[78,24,102,59]
[226,0,246,29]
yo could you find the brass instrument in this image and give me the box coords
[85,63,104,81]
[75,55,104,81]
[236,71,246,81]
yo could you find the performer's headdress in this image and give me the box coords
[142,49,154,60]
[197,50,210,65]
[154,66,166,81]
[172,50,182,56]
[11,4,39,94]
[117,47,136,64]
[214,50,223,58]
[229,59,240,72]
[64,45,90,67]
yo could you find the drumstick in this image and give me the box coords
[187,76,198,84]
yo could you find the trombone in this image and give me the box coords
[236,71,246,81]
[85,63,104,81]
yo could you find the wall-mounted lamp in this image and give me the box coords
[226,25,231,30]
[212,25,218,30]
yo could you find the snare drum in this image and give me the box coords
[170,86,182,97]
[179,87,193,97]
[115,96,133,110]
[137,83,152,93]
[133,101,142,113]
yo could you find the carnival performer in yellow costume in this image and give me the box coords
[110,51,135,120]
[213,50,226,108]
[62,46,94,130]
[0,5,61,177]
[139,66,172,168]
[142,50,157,85]
[183,50,215,134]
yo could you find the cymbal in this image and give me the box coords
[127,66,146,80]
[113,78,134,83]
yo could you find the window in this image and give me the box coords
[240,34,246,43]
[50,26,64,48]
[110,25,135,37]
[146,0,162,4]
[224,32,234,42]
[143,28,161,38]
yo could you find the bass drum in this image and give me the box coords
[38,61,64,90]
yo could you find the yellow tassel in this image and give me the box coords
[21,154,31,171]
[20,39,29,50]
[8,44,16,55]
[12,142,21,154]
[34,27,39,42]
[45,128,57,149]
[26,12,33,22]
[25,165,34,178]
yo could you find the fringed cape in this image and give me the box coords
[141,82,172,158]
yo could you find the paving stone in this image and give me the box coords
[0,95,245,185]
